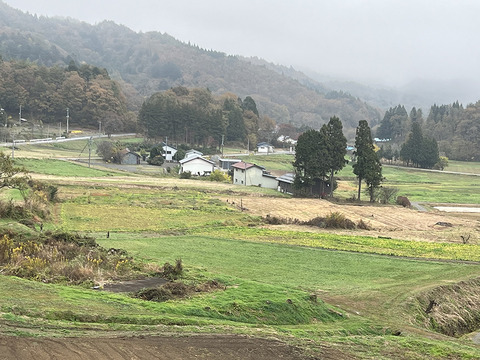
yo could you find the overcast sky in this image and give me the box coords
[4,0,480,90]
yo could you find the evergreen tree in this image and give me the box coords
[224,97,246,141]
[325,116,347,197]
[353,120,382,201]
[293,129,329,196]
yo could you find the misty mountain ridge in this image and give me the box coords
[0,1,474,137]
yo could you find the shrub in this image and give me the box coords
[147,155,164,166]
[376,187,399,204]
[180,171,192,179]
[162,259,183,279]
[324,212,356,229]
[396,196,411,208]
[209,169,231,182]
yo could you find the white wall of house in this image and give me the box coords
[162,145,177,161]
[180,158,214,176]
[257,145,274,153]
[261,175,278,189]
[233,167,278,188]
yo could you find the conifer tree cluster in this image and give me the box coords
[293,116,347,197]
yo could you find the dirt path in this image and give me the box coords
[0,335,351,360]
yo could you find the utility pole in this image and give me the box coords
[11,133,14,159]
[88,137,92,168]
[19,105,21,126]
[99,121,102,135]
[221,135,224,157]
[66,108,69,134]
[165,136,168,160]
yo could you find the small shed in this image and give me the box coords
[119,149,141,165]
[276,173,295,194]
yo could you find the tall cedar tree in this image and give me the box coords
[293,128,329,195]
[325,116,347,197]
[353,120,383,202]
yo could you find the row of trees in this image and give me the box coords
[0,58,133,132]
[138,86,274,150]
[376,101,479,162]
[294,117,382,202]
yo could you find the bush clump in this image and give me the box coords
[162,258,183,279]
[209,169,231,182]
[396,196,411,208]
[324,212,356,229]
[0,230,148,285]
[179,171,192,179]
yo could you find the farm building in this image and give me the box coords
[231,161,278,189]
[185,149,203,159]
[179,154,215,176]
[218,158,241,170]
[119,149,141,165]
[276,173,295,194]
[256,142,274,153]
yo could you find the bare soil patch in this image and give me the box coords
[0,335,351,360]
[232,197,479,244]
[102,277,168,293]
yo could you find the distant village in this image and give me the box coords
[118,138,299,195]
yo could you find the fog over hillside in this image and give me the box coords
[4,0,480,110]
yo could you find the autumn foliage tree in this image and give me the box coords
[0,59,130,131]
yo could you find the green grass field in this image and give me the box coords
[1,142,480,358]
[14,158,123,177]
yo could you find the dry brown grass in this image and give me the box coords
[231,196,479,244]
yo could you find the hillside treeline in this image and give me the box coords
[376,102,480,161]
[0,58,134,131]
[139,87,273,148]
[0,2,381,136]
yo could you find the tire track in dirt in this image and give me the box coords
[0,335,354,360]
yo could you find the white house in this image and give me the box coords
[162,144,177,161]
[185,149,203,159]
[179,155,215,176]
[277,135,297,145]
[256,142,274,153]
[231,161,277,189]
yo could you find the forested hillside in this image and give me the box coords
[376,102,480,161]
[0,1,381,137]
[0,59,134,132]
